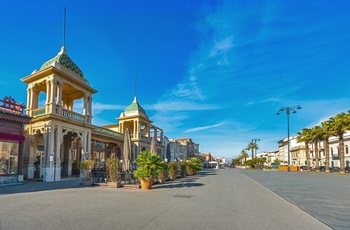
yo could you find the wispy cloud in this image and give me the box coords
[260,97,281,103]
[184,122,224,133]
[148,101,222,112]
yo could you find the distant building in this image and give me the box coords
[202,152,212,162]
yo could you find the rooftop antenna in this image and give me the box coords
[63,5,66,48]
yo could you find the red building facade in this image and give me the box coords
[0,96,30,184]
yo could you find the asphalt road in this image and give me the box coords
[0,169,334,230]
[241,169,350,230]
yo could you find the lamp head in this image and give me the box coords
[276,112,280,115]
[297,106,302,110]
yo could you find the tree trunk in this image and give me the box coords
[314,139,319,172]
[325,138,330,173]
[339,134,345,174]
[305,142,311,171]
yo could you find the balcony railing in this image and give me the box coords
[31,107,87,123]
[93,127,124,138]
[62,109,84,121]
[32,107,46,116]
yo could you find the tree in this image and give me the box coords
[310,126,323,172]
[247,141,259,160]
[240,149,249,163]
[296,128,312,171]
[321,121,334,173]
[329,112,350,174]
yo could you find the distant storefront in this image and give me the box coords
[0,96,30,184]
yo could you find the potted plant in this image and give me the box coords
[106,157,121,188]
[156,161,168,184]
[80,159,94,186]
[187,157,203,175]
[133,151,162,190]
[167,162,178,180]
[179,161,186,177]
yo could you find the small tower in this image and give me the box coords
[117,97,164,163]
[21,46,97,182]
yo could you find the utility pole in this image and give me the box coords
[277,105,302,172]
[251,139,260,158]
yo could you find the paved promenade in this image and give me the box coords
[0,169,337,230]
[241,169,350,230]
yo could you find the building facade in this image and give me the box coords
[278,134,350,168]
[0,96,30,184]
[21,46,165,182]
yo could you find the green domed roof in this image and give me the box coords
[40,47,84,78]
[124,97,147,116]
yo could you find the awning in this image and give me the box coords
[0,133,25,142]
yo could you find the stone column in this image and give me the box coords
[54,125,61,181]
[43,123,55,182]
[133,121,136,138]
[45,80,51,105]
[26,87,31,111]
[57,82,63,106]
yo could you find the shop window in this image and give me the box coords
[0,141,19,175]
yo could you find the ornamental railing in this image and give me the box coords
[62,109,84,121]
[32,107,46,116]
[93,127,124,138]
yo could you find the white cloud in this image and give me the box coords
[150,100,222,112]
[209,36,234,57]
[184,122,224,133]
[261,97,281,103]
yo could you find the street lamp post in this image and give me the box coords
[252,139,260,158]
[276,105,301,172]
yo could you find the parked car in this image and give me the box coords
[329,166,340,172]
[319,166,325,171]
[300,166,308,171]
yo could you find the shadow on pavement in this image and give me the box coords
[1,168,217,195]
[0,180,84,195]
[152,182,204,189]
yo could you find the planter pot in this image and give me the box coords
[180,172,186,178]
[169,174,176,180]
[157,177,167,184]
[140,178,154,190]
[108,181,121,188]
[81,180,92,186]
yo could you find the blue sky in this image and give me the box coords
[1,0,350,159]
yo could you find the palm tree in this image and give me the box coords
[321,120,334,173]
[240,149,249,163]
[310,126,323,172]
[247,141,259,160]
[296,128,312,171]
[329,112,350,174]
